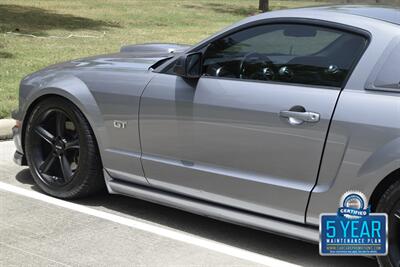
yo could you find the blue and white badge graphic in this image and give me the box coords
[339,192,370,219]
[320,191,388,256]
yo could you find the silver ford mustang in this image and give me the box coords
[12,5,400,266]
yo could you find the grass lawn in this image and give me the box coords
[0,0,329,119]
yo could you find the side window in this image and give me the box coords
[203,24,367,88]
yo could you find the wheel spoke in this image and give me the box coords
[55,112,66,137]
[59,155,73,180]
[34,126,54,144]
[65,139,79,150]
[39,153,56,173]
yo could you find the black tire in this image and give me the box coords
[376,179,400,267]
[25,96,105,199]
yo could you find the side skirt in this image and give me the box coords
[105,173,319,244]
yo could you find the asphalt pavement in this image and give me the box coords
[0,140,378,267]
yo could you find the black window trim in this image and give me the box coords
[158,17,371,90]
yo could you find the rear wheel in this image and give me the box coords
[377,179,400,267]
[25,97,105,199]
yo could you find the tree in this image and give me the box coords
[259,0,269,12]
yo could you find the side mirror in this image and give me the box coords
[173,52,202,79]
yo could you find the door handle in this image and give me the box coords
[280,110,320,125]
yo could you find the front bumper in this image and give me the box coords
[12,110,27,166]
[13,150,26,166]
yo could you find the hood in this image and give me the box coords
[21,43,191,92]
[120,43,191,54]
[70,43,191,71]
[28,43,191,78]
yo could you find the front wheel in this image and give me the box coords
[25,97,105,199]
[376,179,400,267]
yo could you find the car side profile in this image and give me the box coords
[12,5,400,266]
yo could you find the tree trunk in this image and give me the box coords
[259,0,269,12]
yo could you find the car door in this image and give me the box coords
[139,23,368,223]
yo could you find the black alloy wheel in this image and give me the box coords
[387,201,400,267]
[25,97,104,199]
[30,109,80,186]
[377,179,400,267]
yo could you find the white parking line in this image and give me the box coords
[0,181,301,267]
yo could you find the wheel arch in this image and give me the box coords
[20,87,106,168]
[369,168,400,211]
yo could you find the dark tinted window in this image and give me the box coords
[203,24,367,87]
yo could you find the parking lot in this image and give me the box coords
[0,140,378,266]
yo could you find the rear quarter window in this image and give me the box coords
[366,39,400,91]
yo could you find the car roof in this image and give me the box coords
[189,4,400,56]
[295,5,400,26]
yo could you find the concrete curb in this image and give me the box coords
[0,119,15,140]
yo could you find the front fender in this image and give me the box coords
[19,74,108,161]
[18,66,155,186]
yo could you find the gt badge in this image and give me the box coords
[113,120,127,129]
